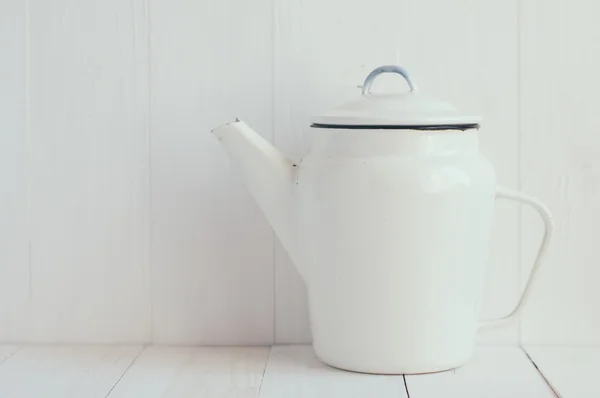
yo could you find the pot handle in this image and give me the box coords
[479,186,554,331]
[362,65,418,95]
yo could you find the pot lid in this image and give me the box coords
[311,65,481,128]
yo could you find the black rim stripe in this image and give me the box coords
[310,123,480,131]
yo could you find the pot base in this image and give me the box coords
[313,348,473,375]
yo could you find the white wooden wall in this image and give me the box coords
[0,0,598,345]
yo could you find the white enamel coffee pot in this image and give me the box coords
[211,65,553,374]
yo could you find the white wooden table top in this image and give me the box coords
[525,346,600,397]
[0,344,584,397]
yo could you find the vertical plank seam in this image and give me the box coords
[256,346,272,398]
[25,0,32,313]
[270,0,277,345]
[517,0,523,344]
[103,345,146,398]
[521,347,561,397]
[146,0,154,345]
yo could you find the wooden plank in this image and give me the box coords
[526,346,600,397]
[273,0,520,344]
[149,0,274,344]
[520,0,600,344]
[258,346,407,398]
[27,0,151,342]
[405,347,554,397]
[0,0,29,342]
[108,346,269,397]
[0,345,142,398]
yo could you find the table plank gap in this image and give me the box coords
[258,345,407,398]
[521,347,561,397]
[107,346,269,398]
[525,346,600,397]
[404,346,554,397]
[0,345,142,398]
[256,346,272,398]
[0,346,21,366]
[102,344,147,398]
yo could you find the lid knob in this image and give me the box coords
[361,65,418,95]
[311,64,481,127]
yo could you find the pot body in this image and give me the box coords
[296,127,496,374]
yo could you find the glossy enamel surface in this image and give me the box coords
[212,119,553,373]
[212,117,553,374]
[298,128,496,373]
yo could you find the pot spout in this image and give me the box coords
[211,119,305,279]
